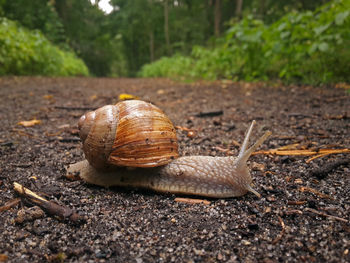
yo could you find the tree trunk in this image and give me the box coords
[164,0,171,55]
[235,0,243,20]
[149,31,154,62]
[214,0,221,37]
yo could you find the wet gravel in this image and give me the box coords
[0,77,349,262]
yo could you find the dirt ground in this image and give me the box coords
[0,77,349,263]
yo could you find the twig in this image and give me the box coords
[306,153,331,163]
[309,158,350,179]
[12,128,35,138]
[0,198,21,212]
[174,197,211,205]
[0,141,13,147]
[214,146,233,155]
[13,182,84,223]
[12,163,32,168]
[54,106,95,111]
[254,149,316,156]
[324,113,349,120]
[58,137,81,143]
[306,150,350,163]
[195,110,223,117]
[284,209,303,216]
[325,96,350,103]
[253,148,350,160]
[304,208,348,223]
[287,200,307,205]
[299,186,333,199]
[287,112,312,118]
[272,216,285,244]
[283,208,348,223]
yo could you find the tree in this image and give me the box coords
[1,0,65,44]
[235,0,243,20]
[214,0,221,37]
[164,0,171,54]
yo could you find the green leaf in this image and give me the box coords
[308,43,318,54]
[280,31,290,39]
[313,23,330,36]
[318,42,329,52]
[277,22,287,32]
[335,11,349,25]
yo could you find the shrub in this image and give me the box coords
[139,0,350,84]
[0,18,89,76]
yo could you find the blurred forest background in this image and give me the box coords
[0,0,349,84]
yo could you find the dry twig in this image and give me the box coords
[299,186,333,199]
[272,216,285,244]
[195,110,223,117]
[0,198,21,212]
[174,197,211,205]
[254,148,350,157]
[253,142,350,163]
[13,182,83,223]
[287,200,307,205]
[54,106,95,111]
[304,208,348,223]
[309,158,350,178]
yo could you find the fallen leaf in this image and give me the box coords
[335,83,350,89]
[43,94,54,100]
[89,94,98,101]
[18,119,41,127]
[119,93,139,100]
[0,254,8,262]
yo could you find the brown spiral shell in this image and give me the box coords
[78,100,179,170]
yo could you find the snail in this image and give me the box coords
[67,100,271,198]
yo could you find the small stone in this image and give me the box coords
[294,178,303,184]
[193,248,205,256]
[217,252,223,260]
[251,162,265,171]
[242,240,251,245]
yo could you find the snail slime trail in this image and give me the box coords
[67,100,271,198]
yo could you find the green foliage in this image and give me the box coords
[140,0,350,84]
[0,18,88,76]
[138,55,192,79]
[1,0,66,45]
[54,0,122,76]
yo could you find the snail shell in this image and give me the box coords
[78,100,179,170]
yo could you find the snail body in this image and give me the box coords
[67,100,271,198]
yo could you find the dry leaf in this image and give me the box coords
[119,93,139,100]
[0,254,8,262]
[43,94,54,100]
[335,83,350,89]
[18,119,41,127]
[90,94,98,101]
